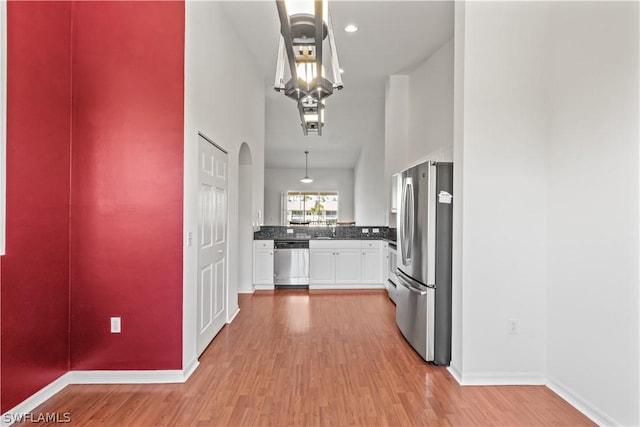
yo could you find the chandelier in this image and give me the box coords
[274,0,343,136]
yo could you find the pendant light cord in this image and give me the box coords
[305,150,309,175]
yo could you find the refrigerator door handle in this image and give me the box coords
[400,178,414,266]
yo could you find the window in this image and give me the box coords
[286,191,338,226]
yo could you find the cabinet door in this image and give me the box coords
[310,249,335,284]
[335,249,362,283]
[391,173,400,213]
[362,248,383,284]
[253,249,274,285]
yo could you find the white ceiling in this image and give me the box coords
[219,1,454,168]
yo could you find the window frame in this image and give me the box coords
[285,190,339,226]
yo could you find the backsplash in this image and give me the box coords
[254,225,390,241]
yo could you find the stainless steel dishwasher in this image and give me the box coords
[274,241,309,288]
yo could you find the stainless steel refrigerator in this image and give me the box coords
[396,161,453,365]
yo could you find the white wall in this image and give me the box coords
[384,76,409,179]
[384,75,409,227]
[354,142,385,226]
[460,1,549,383]
[263,167,354,225]
[353,94,386,226]
[450,0,465,381]
[238,144,254,293]
[409,38,454,163]
[546,3,639,426]
[183,1,265,369]
[384,38,454,229]
[455,2,639,425]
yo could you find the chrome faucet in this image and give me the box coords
[331,227,336,237]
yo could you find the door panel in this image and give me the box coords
[197,135,228,356]
[254,249,274,285]
[362,249,382,283]
[335,249,361,283]
[214,259,225,316]
[309,249,334,283]
[200,264,213,330]
[215,187,226,244]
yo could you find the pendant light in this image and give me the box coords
[274,0,343,136]
[300,150,313,183]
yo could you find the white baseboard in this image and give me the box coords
[182,358,199,382]
[309,283,385,290]
[1,373,71,427]
[546,376,618,427]
[237,288,255,294]
[1,363,200,427]
[455,371,546,385]
[425,368,613,426]
[447,364,463,384]
[69,369,187,384]
[227,306,241,323]
[254,284,274,291]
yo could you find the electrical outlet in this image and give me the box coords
[362,228,369,233]
[110,317,121,334]
[372,228,380,234]
[508,318,519,335]
[286,228,293,234]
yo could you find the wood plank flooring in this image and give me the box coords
[17,290,594,426]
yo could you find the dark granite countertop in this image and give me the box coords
[254,225,396,242]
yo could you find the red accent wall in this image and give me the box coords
[2,0,184,411]
[69,1,184,370]
[1,1,72,412]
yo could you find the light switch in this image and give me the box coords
[362,228,369,233]
[372,228,379,234]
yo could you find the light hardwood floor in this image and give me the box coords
[18,290,594,426]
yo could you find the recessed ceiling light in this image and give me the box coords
[344,24,358,33]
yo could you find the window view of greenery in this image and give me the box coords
[286,191,338,226]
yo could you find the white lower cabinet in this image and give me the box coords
[335,249,362,283]
[362,253,383,284]
[309,240,383,289]
[361,240,383,284]
[381,242,389,290]
[309,249,335,284]
[253,240,274,289]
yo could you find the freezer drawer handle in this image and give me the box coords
[405,282,426,296]
[397,269,436,295]
[397,274,427,296]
